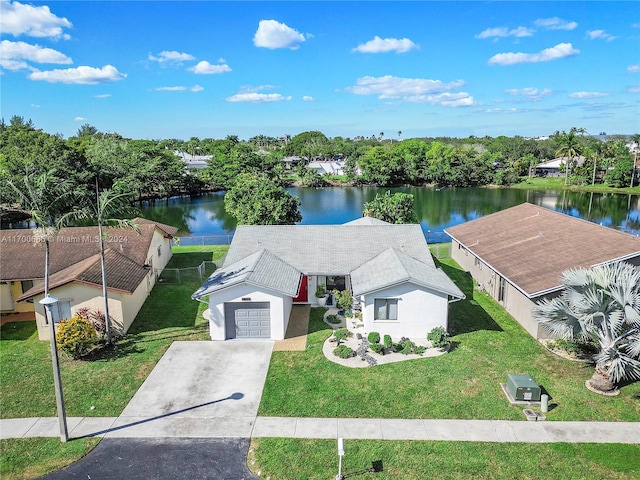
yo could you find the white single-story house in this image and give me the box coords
[445,203,640,339]
[535,156,586,177]
[0,218,178,340]
[307,160,347,176]
[192,217,465,341]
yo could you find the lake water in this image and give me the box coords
[138,187,640,243]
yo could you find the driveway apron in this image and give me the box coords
[106,340,274,438]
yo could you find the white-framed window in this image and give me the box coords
[157,245,162,257]
[45,299,72,325]
[374,298,398,320]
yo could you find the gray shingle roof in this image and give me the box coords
[224,224,434,275]
[351,248,465,298]
[343,216,391,226]
[193,249,302,299]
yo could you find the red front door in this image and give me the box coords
[293,275,308,303]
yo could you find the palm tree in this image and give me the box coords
[630,133,640,188]
[73,181,139,344]
[7,172,74,299]
[554,128,581,185]
[398,130,402,142]
[532,262,640,395]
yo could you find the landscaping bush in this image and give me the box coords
[333,289,354,311]
[427,326,449,349]
[333,345,356,359]
[333,327,352,345]
[55,315,99,359]
[326,314,341,324]
[367,332,380,344]
[369,342,383,354]
[413,345,427,355]
[383,335,392,349]
[400,340,415,355]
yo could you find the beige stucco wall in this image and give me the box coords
[148,231,173,287]
[1,281,39,313]
[359,282,451,339]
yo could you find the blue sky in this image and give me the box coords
[1,1,639,140]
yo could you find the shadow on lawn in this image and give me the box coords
[0,320,37,341]
[435,259,503,336]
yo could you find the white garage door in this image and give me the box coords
[224,302,271,339]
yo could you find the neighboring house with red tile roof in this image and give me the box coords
[0,218,177,340]
[445,203,640,338]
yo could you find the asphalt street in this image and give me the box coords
[37,438,257,480]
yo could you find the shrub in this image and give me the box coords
[427,326,449,349]
[400,339,416,355]
[56,315,99,359]
[333,289,354,311]
[315,284,327,298]
[367,332,380,344]
[413,345,427,356]
[369,342,383,354]
[383,335,392,349]
[333,327,352,345]
[326,314,341,324]
[333,345,356,359]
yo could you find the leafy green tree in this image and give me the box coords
[605,157,634,188]
[363,190,418,224]
[533,262,640,395]
[224,173,302,225]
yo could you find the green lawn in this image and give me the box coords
[249,439,640,480]
[512,176,640,194]
[0,245,227,479]
[258,258,640,421]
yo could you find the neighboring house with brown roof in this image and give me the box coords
[445,203,640,338]
[0,218,177,340]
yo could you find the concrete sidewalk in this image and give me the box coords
[2,416,639,443]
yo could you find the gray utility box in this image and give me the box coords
[506,374,541,402]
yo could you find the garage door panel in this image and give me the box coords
[224,302,271,339]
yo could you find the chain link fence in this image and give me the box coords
[172,235,233,246]
[157,261,217,284]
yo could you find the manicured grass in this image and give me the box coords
[258,258,640,421]
[0,438,100,480]
[0,245,228,419]
[512,176,640,194]
[249,439,640,479]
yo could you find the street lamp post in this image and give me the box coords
[39,295,69,442]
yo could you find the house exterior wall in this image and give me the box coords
[207,284,288,340]
[359,282,450,339]
[1,281,40,313]
[452,239,566,339]
[33,283,124,341]
[148,231,173,287]
[119,277,151,333]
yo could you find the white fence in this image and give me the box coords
[157,261,217,284]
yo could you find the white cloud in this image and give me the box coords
[506,87,552,101]
[568,91,609,99]
[94,93,111,98]
[148,50,195,64]
[302,95,314,101]
[483,108,519,114]
[74,116,86,121]
[344,75,473,106]
[0,40,72,70]
[628,85,640,93]
[155,85,203,92]
[475,26,535,40]
[587,30,616,41]
[534,17,578,31]
[0,0,72,39]
[352,36,418,53]
[226,92,292,103]
[188,60,231,74]
[31,103,39,108]
[488,43,580,66]
[628,65,640,73]
[253,19,306,49]
[29,65,126,84]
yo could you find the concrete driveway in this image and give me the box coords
[105,341,274,438]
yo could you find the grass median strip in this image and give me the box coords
[249,438,640,480]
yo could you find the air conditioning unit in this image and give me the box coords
[506,374,541,402]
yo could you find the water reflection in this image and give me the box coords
[136,187,640,239]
